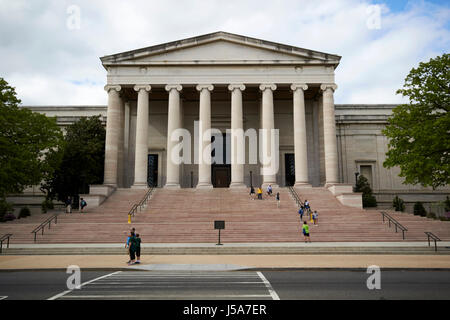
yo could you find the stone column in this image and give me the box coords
[165,84,183,188]
[103,85,122,186]
[123,101,131,187]
[228,84,246,188]
[320,83,339,185]
[132,85,151,189]
[196,84,214,189]
[291,84,311,187]
[259,84,279,188]
[117,98,125,188]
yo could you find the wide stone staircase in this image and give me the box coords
[294,187,450,242]
[0,187,449,245]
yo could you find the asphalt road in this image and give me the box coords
[0,269,449,300]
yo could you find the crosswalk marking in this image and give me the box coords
[50,271,280,300]
[257,271,280,300]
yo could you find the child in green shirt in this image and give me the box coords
[302,221,311,243]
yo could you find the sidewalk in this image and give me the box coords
[1,242,449,270]
[1,254,450,271]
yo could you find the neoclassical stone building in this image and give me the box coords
[20,32,448,213]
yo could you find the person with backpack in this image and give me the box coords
[298,206,304,221]
[127,231,138,265]
[80,198,87,213]
[276,192,280,208]
[302,221,311,243]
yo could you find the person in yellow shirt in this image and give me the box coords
[257,187,263,200]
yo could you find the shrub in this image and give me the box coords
[413,202,427,217]
[18,207,31,219]
[393,196,405,212]
[2,213,16,222]
[426,212,437,219]
[362,193,378,207]
[355,175,377,208]
[444,196,450,212]
[41,199,54,213]
[0,199,13,222]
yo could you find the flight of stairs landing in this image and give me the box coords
[1,187,449,244]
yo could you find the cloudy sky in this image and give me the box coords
[0,0,448,105]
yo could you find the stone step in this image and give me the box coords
[3,246,450,255]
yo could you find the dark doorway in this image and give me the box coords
[147,154,158,187]
[211,133,231,188]
[285,153,295,187]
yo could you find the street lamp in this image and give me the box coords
[354,172,360,191]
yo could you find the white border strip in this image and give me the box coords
[47,271,122,300]
[256,271,280,300]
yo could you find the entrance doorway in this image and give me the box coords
[285,153,295,187]
[211,133,231,188]
[147,154,158,187]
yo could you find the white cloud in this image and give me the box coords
[0,0,448,105]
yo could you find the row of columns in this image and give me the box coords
[103,83,339,189]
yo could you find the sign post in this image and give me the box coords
[214,220,225,246]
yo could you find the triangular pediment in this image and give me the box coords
[101,31,341,67]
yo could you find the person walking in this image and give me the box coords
[135,234,142,264]
[127,232,138,265]
[312,211,319,225]
[304,200,310,215]
[302,221,311,243]
[65,197,72,214]
[125,228,136,264]
[267,184,273,197]
[257,187,263,200]
[80,198,87,213]
[276,192,280,208]
[298,206,304,221]
[249,186,255,200]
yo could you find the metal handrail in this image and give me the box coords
[425,232,441,252]
[380,211,408,240]
[31,214,58,242]
[0,234,12,254]
[128,187,154,219]
[288,187,303,207]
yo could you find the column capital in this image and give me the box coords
[259,83,277,92]
[104,85,121,93]
[320,83,337,92]
[228,84,246,92]
[134,84,152,92]
[196,84,214,92]
[165,84,183,92]
[290,83,308,92]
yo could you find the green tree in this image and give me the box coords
[383,54,450,189]
[42,116,105,203]
[0,78,63,201]
[355,175,377,207]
